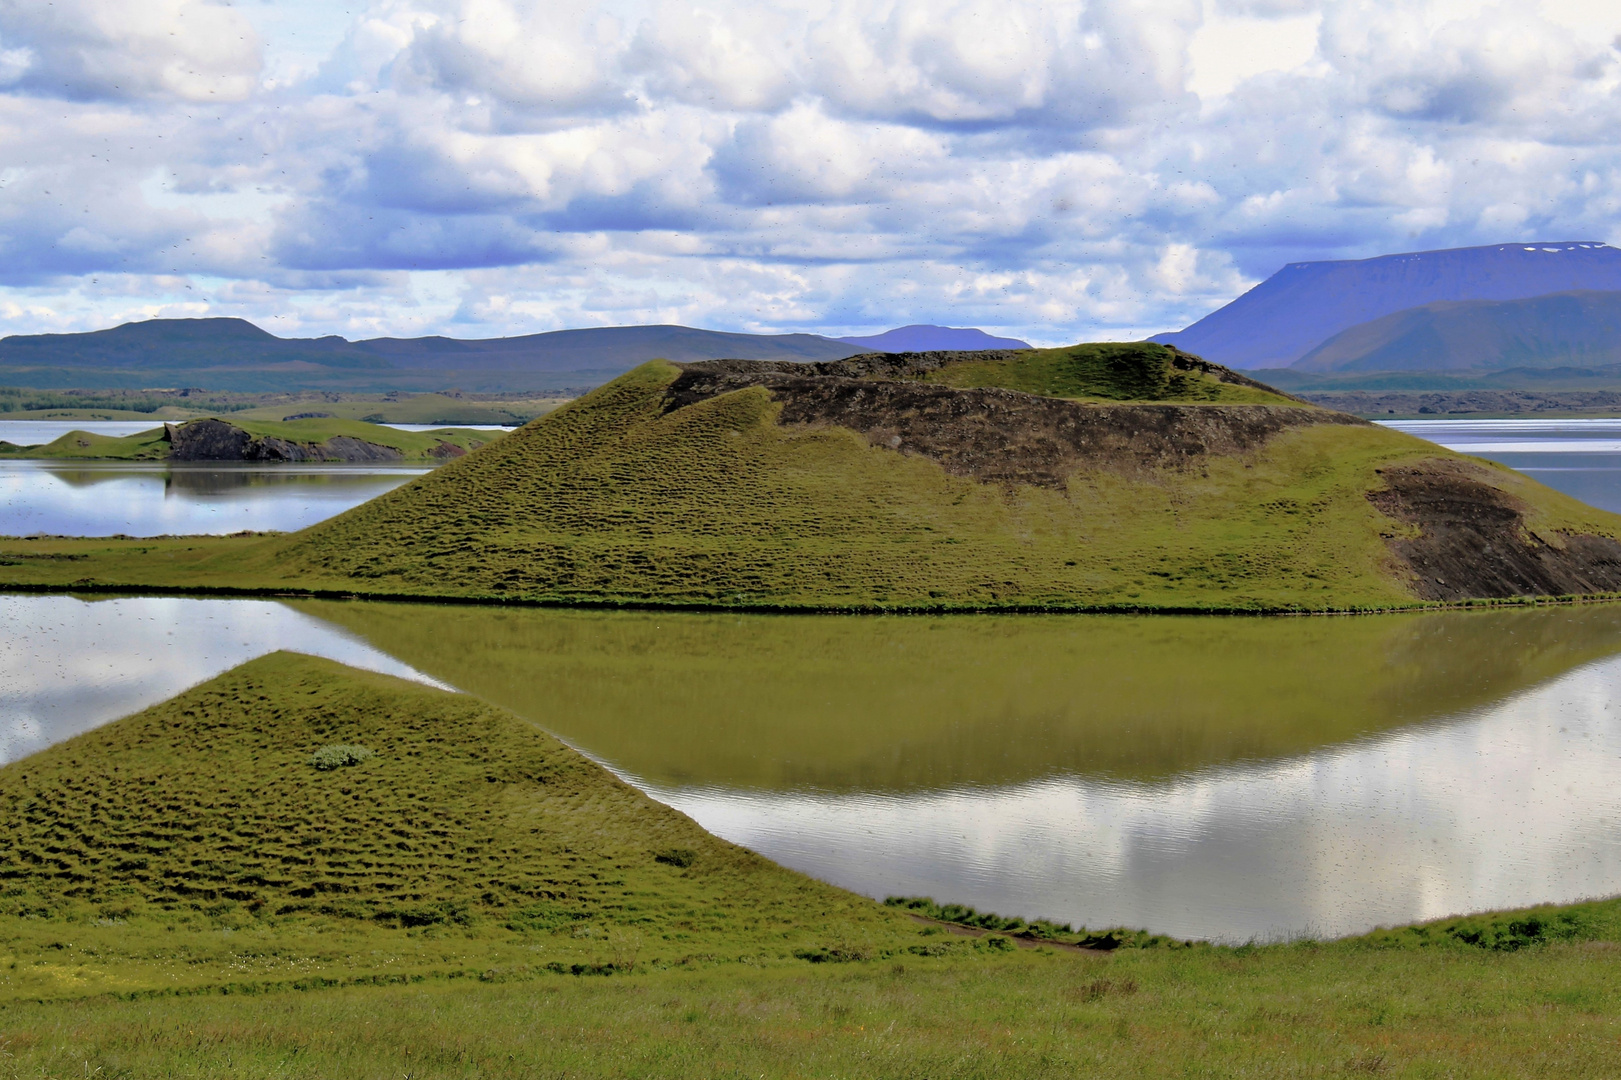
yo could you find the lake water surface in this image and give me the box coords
[7,417,1621,940]
[0,461,431,537]
[2,417,1619,538]
[7,593,1621,942]
[1383,418,1621,513]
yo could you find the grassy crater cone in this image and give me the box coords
[261,345,1621,609]
[0,652,901,948]
[6,343,1621,609]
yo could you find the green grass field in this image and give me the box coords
[2,351,1620,611]
[3,653,1621,1077]
[0,387,569,426]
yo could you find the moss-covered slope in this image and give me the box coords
[255,354,1621,609]
[5,347,1621,609]
[0,653,918,998]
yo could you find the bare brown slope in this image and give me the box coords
[1370,459,1621,600]
[669,364,1356,488]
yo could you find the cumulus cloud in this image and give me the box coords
[0,0,1619,345]
[0,0,260,102]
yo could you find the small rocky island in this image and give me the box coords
[0,416,500,463]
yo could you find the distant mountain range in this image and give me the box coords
[0,320,1030,393]
[1152,242,1621,371]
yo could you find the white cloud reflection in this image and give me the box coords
[0,594,447,764]
[654,657,1621,942]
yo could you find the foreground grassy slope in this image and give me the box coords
[5,894,1621,1077]
[0,417,500,460]
[3,354,1621,609]
[0,653,921,1000]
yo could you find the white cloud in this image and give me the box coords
[0,0,260,102]
[0,0,1619,346]
[1187,8,1321,98]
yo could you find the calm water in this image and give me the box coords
[2,417,1618,538]
[0,461,430,537]
[0,420,464,536]
[1383,418,1621,513]
[7,593,1621,942]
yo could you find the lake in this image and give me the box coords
[1382,417,1621,513]
[6,593,1621,942]
[0,460,432,537]
[1,416,1618,537]
[0,419,439,536]
[7,415,1621,941]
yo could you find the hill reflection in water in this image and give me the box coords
[297,602,1621,940]
[0,461,429,536]
[8,593,1621,942]
[297,601,1621,790]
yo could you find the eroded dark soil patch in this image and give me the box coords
[1369,458,1621,600]
[667,359,1352,488]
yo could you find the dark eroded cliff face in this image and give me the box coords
[165,419,406,462]
[1369,458,1621,600]
[663,354,1336,489]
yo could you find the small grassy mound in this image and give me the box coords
[1,427,171,459]
[0,653,920,999]
[918,342,1294,404]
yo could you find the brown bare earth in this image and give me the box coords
[666,357,1351,488]
[1369,457,1621,600]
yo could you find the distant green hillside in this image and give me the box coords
[5,345,1621,609]
[1294,290,1621,373]
[918,342,1294,402]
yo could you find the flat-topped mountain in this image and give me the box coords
[8,341,1619,611]
[1153,242,1621,370]
[835,325,1032,351]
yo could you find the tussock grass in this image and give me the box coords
[4,908,1621,1077]
[0,653,923,1000]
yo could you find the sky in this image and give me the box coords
[0,0,1619,345]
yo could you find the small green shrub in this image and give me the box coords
[309,744,375,770]
[654,848,696,868]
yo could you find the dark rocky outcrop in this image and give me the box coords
[165,419,403,462]
[664,354,1348,488]
[1369,458,1621,599]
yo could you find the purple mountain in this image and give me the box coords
[837,325,1031,351]
[1151,242,1621,369]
